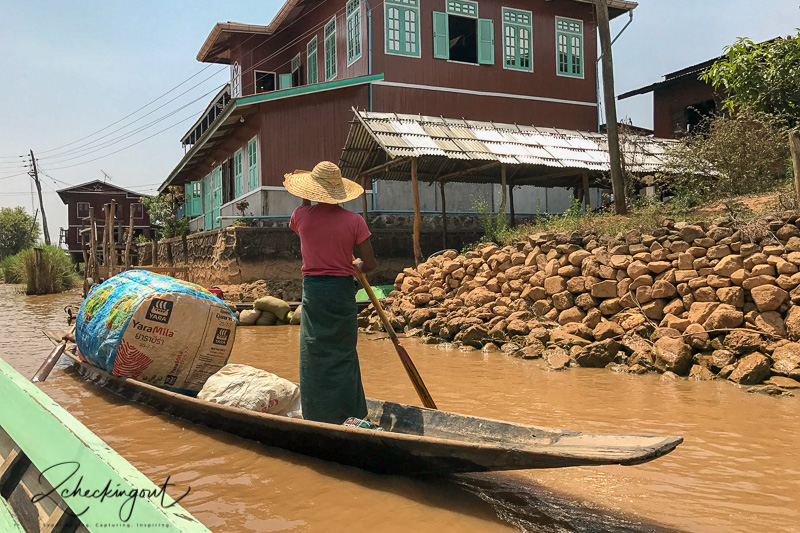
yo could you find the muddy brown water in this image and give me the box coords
[1,284,799,532]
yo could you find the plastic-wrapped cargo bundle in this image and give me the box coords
[76,270,237,395]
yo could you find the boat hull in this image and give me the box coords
[64,353,682,475]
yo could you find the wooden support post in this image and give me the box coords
[33,247,43,294]
[509,183,516,228]
[582,171,591,213]
[439,181,448,250]
[411,158,423,266]
[125,207,134,270]
[88,207,97,281]
[790,131,800,209]
[499,164,508,217]
[361,177,369,221]
[80,230,88,280]
[109,200,117,278]
[596,0,627,215]
[102,204,110,278]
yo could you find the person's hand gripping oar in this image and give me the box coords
[353,256,437,409]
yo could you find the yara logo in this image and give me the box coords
[145,299,173,324]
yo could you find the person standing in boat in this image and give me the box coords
[285,161,378,424]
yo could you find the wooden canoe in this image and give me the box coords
[60,351,682,475]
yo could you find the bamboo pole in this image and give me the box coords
[361,177,369,221]
[499,164,508,217]
[790,131,800,209]
[125,207,135,270]
[411,158,422,266]
[102,204,110,279]
[439,181,447,250]
[508,183,516,228]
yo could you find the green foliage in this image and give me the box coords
[4,245,78,294]
[140,186,190,239]
[702,33,800,128]
[473,197,512,244]
[135,234,150,244]
[659,110,790,202]
[0,207,40,259]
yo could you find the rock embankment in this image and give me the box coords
[359,214,800,394]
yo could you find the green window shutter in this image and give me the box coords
[248,138,258,191]
[184,183,193,217]
[478,18,494,65]
[204,175,212,231]
[570,34,583,76]
[307,37,318,84]
[191,181,202,216]
[433,11,449,60]
[234,152,243,198]
[279,73,293,89]
[212,166,222,229]
[324,17,337,81]
[347,0,362,64]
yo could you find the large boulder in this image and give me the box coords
[544,347,571,370]
[653,337,693,375]
[460,325,489,348]
[786,306,800,340]
[750,285,789,312]
[728,353,771,385]
[574,339,621,368]
[702,305,743,330]
[465,287,497,307]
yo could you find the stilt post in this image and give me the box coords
[439,181,448,250]
[411,158,423,265]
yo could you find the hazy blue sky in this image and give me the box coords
[0,0,797,243]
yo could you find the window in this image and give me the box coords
[502,8,532,71]
[77,202,89,218]
[347,0,362,65]
[254,71,276,93]
[433,1,494,65]
[307,37,318,84]
[556,17,583,78]
[385,0,420,57]
[291,53,303,86]
[231,62,242,97]
[185,181,202,217]
[247,137,259,192]
[324,17,337,81]
[234,150,243,198]
[131,203,144,219]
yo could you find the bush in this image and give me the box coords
[659,110,790,205]
[11,245,79,294]
[140,187,190,239]
[0,254,22,283]
[474,197,512,244]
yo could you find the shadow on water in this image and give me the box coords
[57,365,684,533]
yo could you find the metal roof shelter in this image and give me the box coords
[339,110,675,263]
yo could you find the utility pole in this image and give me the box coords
[29,149,51,245]
[596,0,627,215]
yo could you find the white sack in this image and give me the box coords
[198,364,302,418]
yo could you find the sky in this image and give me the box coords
[0,0,797,244]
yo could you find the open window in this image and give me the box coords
[291,53,303,87]
[686,100,716,134]
[433,1,494,65]
[77,202,89,219]
[254,71,276,93]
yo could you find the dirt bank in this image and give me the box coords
[361,212,800,395]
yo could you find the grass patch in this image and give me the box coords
[3,245,79,294]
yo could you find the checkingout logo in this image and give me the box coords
[145,299,173,324]
[213,328,231,346]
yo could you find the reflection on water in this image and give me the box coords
[2,284,799,532]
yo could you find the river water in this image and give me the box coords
[1,284,798,532]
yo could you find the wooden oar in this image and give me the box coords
[32,326,75,383]
[353,260,437,409]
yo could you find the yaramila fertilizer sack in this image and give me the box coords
[76,270,237,395]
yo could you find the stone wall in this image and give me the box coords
[364,213,800,393]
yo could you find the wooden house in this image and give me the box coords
[159,0,637,230]
[57,180,152,263]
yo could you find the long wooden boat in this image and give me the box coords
[61,351,682,475]
[0,358,210,533]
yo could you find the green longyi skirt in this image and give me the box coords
[299,275,368,424]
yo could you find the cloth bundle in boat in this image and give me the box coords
[197,364,302,417]
[76,270,237,395]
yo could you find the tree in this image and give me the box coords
[140,187,189,239]
[0,207,40,259]
[702,33,800,128]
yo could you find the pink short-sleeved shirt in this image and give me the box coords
[289,204,372,277]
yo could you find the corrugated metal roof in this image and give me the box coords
[339,111,676,186]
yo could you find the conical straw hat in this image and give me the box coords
[283,161,363,204]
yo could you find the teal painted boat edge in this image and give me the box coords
[0,498,26,533]
[356,284,395,301]
[0,358,211,532]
